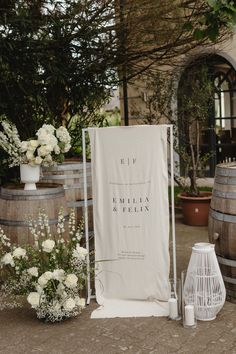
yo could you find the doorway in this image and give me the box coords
[178,54,236,177]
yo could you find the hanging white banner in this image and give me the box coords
[89,125,170,318]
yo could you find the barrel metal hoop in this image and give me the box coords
[42,173,92,180]
[67,199,93,208]
[1,186,64,197]
[0,192,65,201]
[63,183,92,190]
[223,275,236,285]
[42,174,83,180]
[0,214,69,227]
[215,176,236,185]
[210,209,236,223]
[217,255,236,267]
[213,190,236,199]
[1,186,64,195]
[54,163,91,171]
[216,165,236,177]
[43,162,91,172]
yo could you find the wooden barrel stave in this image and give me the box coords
[211,195,236,215]
[217,256,236,302]
[0,183,68,245]
[209,162,236,301]
[209,209,236,258]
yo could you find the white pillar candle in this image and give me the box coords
[184,305,195,326]
[168,298,178,319]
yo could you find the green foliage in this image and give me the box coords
[177,65,215,195]
[183,0,236,42]
[100,108,121,127]
[0,0,117,142]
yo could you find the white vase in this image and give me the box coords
[20,164,41,190]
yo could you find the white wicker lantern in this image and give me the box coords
[183,243,226,321]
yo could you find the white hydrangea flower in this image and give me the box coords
[64,274,78,289]
[75,296,86,309]
[72,245,88,261]
[42,239,55,253]
[37,126,58,149]
[63,297,76,311]
[13,247,27,259]
[20,141,29,152]
[27,267,38,277]
[37,145,53,157]
[36,284,44,295]
[56,126,71,144]
[43,271,53,280]
[64,143,71,153]
[78,298,86,308]
[36,132,48,146]
[38,271,53,287]
[38,275,47,288]
[48,135,58,148]
[36,125,55,142]
[53,145,60,154]
[27,292,40,308]
[44,154,53,164]
[28,140,39,151]
[39,124,55,135]
[52,269,65,282]
[35,156,43,165]
[26,150,35,161]
[1,253,14,267]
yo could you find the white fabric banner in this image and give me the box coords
[89,125,170,318]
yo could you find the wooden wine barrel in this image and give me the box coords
[42,161,93,230]
[208,163,236,302]
[0,183,68,246]
[42,161,92,202]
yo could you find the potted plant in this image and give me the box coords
[175,63,214,226]
[131,62,214,226]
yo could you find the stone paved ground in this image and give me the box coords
[1,215,236,354]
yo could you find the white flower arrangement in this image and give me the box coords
[0,117,71,167]
[0,209,89,322]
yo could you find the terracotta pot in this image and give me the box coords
[178,192,212,226]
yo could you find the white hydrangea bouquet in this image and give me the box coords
[0,209,89,322]
[0,118,71,167]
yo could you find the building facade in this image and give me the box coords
[120,34,236,177]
